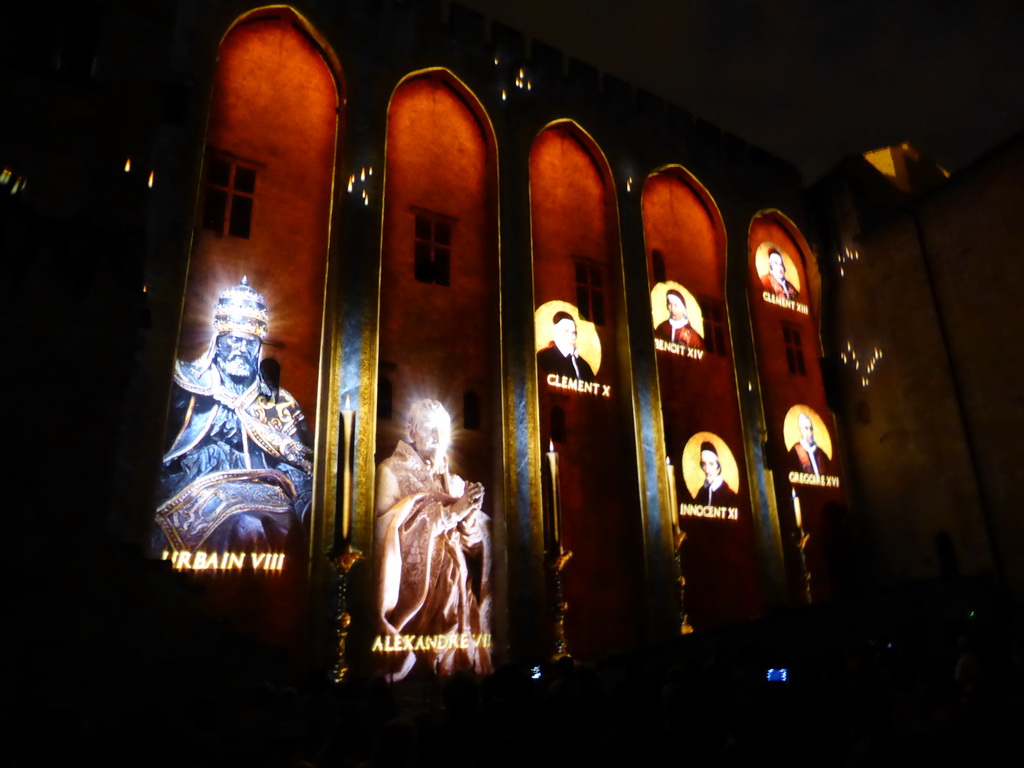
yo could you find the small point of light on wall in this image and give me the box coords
[348,175,354,192]
[0,169,10,185]
[626,177,632,192]
[842,342,884,386]
[747,381,752,392]
[519,68,524,78]
[501,89,507,101]
[360,167,366,182]
[364,195,369,206]
[147,171,155,188]
[368,166,373,176]
[494,56,499,65]
[124,158,131,172]
[527,80,532,90]
[142,285,148,294]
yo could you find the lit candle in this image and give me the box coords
[791,488,803,532]
[546,440,562,554]
[341,394,355,543]
[666,456,679,538]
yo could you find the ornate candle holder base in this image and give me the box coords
[330,548,363,683]
[673,531,694,635]
[548,549,573,659]
[796,530,812,605]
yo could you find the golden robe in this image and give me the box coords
[375,441,492,679]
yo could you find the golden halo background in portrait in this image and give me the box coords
[783,404,833,458]
[650,281,705,337]
[534,300,602,375]
[681,431,740,499]
[754,240,802,294]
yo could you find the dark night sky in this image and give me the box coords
[457,0,1024,182]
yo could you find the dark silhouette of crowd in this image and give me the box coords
[11,531,1023,768]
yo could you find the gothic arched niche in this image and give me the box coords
[530,120,646,659]
[373,69,500,679]
[642,167,762,627]
[152,6,343,649]
[747,211,846,604]
[181,6,342,413]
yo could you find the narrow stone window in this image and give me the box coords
[783,323,807,376]
[413,210,454,286]
[202,155,257,239]
[463,391,481,430]
[574,259,605,325]
[700,296,728,356]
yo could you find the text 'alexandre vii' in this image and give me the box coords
[372,633,493,653]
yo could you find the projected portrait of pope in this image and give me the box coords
[153,278,313,557]
[374,399,493,680]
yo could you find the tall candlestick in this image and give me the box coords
[666,456,679,539]
[546,440,562,554]
[340,394,355,544]
[791,488,803,532]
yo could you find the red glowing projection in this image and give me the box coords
[747,211,846,603]
[642,167,762,627]
[530,121,646,659]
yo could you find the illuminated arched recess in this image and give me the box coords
[747,211,847,603]
[377,67,499,478]
[178,6,342,413]
[642,166,762,627]
[160,7,343,645]
[374,69,501,666]
[529,120,646,659]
